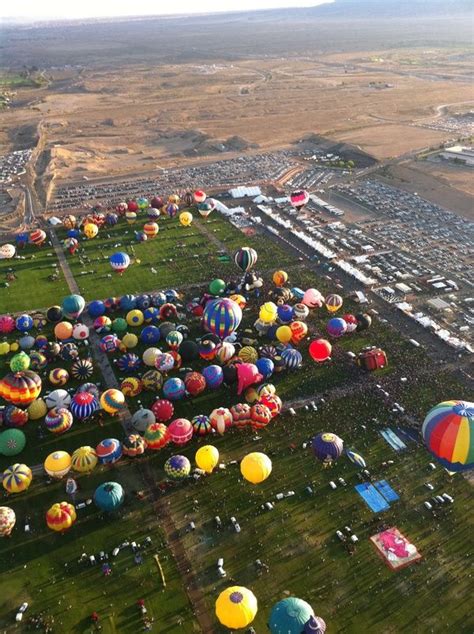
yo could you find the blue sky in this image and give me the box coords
[1,0,332,21]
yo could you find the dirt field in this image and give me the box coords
[1,56,472,184]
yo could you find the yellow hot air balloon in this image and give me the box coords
[179,211,193,227]
[44,451,72,479]
[126,310,144,327]
[195,445,219,474]
[27,398,47,420]
[276,325,292,344]
[240,452,272,484]
[272,270,288,287]
[238,346,258,364]
[83,223,98,239]
[100,388,125,414]
[0,342,10,355]
[122,333,138,349]
[259,302,278,324]
[215,586,258,629]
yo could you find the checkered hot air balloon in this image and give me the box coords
[164,455,191,480]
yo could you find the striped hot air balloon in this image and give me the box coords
[71,446,98,473]
[345,449,366,469]
[234,247,258,272]
[2,463,32,493]
[203,298,242,339]
[422,401,474,472]
[0,371,42,406]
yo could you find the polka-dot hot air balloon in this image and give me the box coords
[2,463,32,493]
[46,502,77,532]
[0,506,16,536]
[422,401,474,472]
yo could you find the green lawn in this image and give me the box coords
[0,209,472,632]
[0,242,69,313]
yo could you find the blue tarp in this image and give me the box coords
[355,483,390,513]
[374,480,399,502]
[380,428,407,452]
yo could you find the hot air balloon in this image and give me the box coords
[143,222,159,238]
[94,482,124,512]
[308,339,332,363]
[0,429,26,456]
[203,298,242,339]
[163,377,186,401]
[198,199,216,218]
[49,368,69,386]
[71,358,94,381]
[422,401,474,472]
[0,506,16,537]
[240,452,272,484]
[2,463,32,493]
[290,190,310,210]
[45,388,71,410]
[151,399,174,423]
[44,451,72,478]
[184,372,206,397]
[100,389,125,414]
[179,211,193,226]
[215,586,258,630]
[63,237,79,254]
[70,391,98,419]
[131,408,155,434]
[29,229,47,246]
[325,294,343,313]
[194,190,206,203]
[165,203,179,218]
[62,294,85,319]
[195,445,219,473]
[210,407,233,435]
[125,211,137,224]
[357,347,387,371]
[144,422,170,450]
[312,432,344,466]
[45,407,73,434]
[122,434,147,457]
[269,597,315,634]
[327,317,347,338]
[345,449,366,469]
[302,288,323,309]
[0,315,15,334]
[164,455,191,480]
[9,352,30,373]
[273,270,288,287]
[0,371,42,406]
[121,377,143,397]
[192,414,212,436]
[168,418,193,445]
[234,247,258,272]
[83,223,98,239]
[46,502,77,532]
[230,402,252,428]
[96,438,122,465]
[72,446,98,473]
[0,243,16,259]
[110,252,131,275]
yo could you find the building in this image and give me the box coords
[439,146,474,167]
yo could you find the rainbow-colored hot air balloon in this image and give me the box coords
[0,371,42,406]
[203,298,242,339]
[422,401,474,472]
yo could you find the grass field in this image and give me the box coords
[0,240,69,313]
[0,210,472,632]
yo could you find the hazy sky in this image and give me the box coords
[1,0,332,21]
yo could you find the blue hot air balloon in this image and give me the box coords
[62,294,85,320]
[109,252,131,275]
[93,481,124,512]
